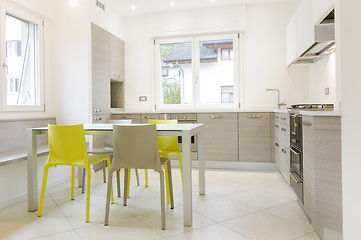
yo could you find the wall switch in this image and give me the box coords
[324,87,330,95]
[139,96,147,101]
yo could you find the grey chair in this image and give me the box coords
[86,119,140,198]
[104,124,174,230]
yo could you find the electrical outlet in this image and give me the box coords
[139,96,147,101]
[324,87,330,95]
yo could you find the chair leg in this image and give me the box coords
[165,162,170,204]
[71,166,75,200]
[178,154,183,185]
[166,161,174,209]
[104,169,114,226]
[159,170,166,230]
[38,166,49,217]
[82,167,86,194]
[135,169,140,186]
[102,161,106,183]
[123,169,129,206]
[85,168,91,223]
[106,158,114,204]
[145,169,148,187]
[116,170,121,198]
[127,170,131,198]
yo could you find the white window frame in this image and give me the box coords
[155,33,240,110]
[0,3,44,112]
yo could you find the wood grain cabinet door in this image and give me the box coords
[91,23,110,115]
[238,113,271,162]
[197,113,238,162]
[109,34,125,81]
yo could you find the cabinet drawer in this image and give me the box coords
[197,113,238,162]
[274,140,290,184]
[274,121,290,147]
[238,113,271,162]
[275,113,289,125]
[140,113,159,123]
[113,114,141,123]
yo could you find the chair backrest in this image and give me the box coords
[111,124,161,171]
[48,124,88,166]
[148,119,180,152]
[106,119,132,124]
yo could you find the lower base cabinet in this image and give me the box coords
[197,113,238,162]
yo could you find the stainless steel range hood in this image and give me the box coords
[293,9,335,64]
[293,24,335,64]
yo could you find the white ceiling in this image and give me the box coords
[107,0,288,17]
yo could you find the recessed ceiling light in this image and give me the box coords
[131,5,136,11]
[210,0,215,2]
[170,1,175,7]
[69,0,78,6]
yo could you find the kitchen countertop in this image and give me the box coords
[112,109,341,116]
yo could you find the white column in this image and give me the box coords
[182,130,192,227]
[27,129,38,211]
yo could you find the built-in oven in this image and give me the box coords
[289,113,304,204]
[160,113,198,153]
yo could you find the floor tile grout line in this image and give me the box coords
[217,221,253,240]
[291,230,321,240]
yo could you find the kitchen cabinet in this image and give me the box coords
[273,112,290,184]
[109,33,125,81]
[302,115,342,233]
[238,113,272,163]
[197,113,238,162]
[112,114,141,123]
[285,0,314,66]
[91,23,110,115]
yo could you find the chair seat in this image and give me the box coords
[88,147,113,154]
[88,154,111,165]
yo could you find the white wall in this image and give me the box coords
[337,0,361,238]
[123,2,312,111]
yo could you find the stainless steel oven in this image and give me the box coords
[289,113,304,203]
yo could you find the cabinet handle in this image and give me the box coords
[247,115,262,119]
[275,116,279,119]
[143,116,154,119]
[93,117,102,121]
[281,128,287,132]
[210,115,223,119]
[122,117,133,119]
[302,121,312,127]
[114,73,120,77]
[281,117,287,120]
[275,124,279,128]
[93,109,101,113]
[275,142,279,147]
[281,149,287,154]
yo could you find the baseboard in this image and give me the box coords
[0,176,69,210]
[170,160,278,171]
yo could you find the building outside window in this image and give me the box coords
[155,33,239,109]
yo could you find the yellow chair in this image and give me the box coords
[147,119,183,204]
[38,124,114,223]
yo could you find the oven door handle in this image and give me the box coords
[290,148,300,156]
[290,171,302,183]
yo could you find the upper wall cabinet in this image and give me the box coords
[109,34,125,81]
[91,23,110,115]
[285,0,314,66]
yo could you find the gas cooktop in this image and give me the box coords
[290,103,334,111]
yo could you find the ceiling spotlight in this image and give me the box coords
[170,1,175,7]
[131,5,136,11]
[69,0,78,6]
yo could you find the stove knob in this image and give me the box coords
[292,139,297,144]
[175,115,179,119]
[183,115,187,119]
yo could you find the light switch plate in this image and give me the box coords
[324,87,330,95]
[139,96,147,101]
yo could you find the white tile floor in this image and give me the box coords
[0,168,320,240]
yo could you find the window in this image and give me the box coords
[155,33,239,109]
[0,5,44,111]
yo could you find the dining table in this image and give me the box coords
[26,123,205,227]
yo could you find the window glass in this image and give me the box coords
[199,39,234,104]
[5,13,40,106]
[159,42,193,105]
